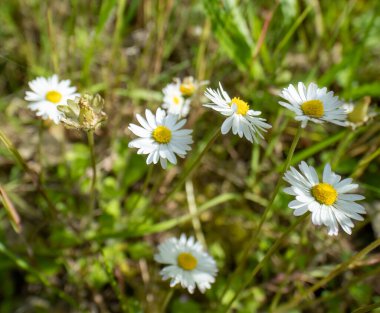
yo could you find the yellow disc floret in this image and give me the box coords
[180,83,195,97]
[230,97,250,115]
[177,252,198,271]
[301,100,324,118]
[152,126,172,144]
[45,90,62,104]
[173,96,181,105]
[311,183,338,205]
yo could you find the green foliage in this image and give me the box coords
[0,0,379,312]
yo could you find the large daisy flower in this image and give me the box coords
[204,82,271,143]
[128,108,193,169]
[279,82,347,128]
[162,82,190,118]
[154,234,218,294]
[25,74,79,124]
[283,162,366,236]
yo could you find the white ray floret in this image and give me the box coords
[25,74,79,124]
[279,82,347,128]
[203,82,271,143]
[128,108,193,169]
[154,234,218,294]
[283,161,366,236]
[162,82,190,118]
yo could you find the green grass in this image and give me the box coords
[0,0,380,312]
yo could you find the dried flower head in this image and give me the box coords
[58,94,107,131]
[343,96,375,129]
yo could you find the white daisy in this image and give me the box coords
[279,82,347,128]
[283,161,366,236]
[203,82,272,143]
[177,76,208,98]
[128,108,193,169]
[162,82,190,117]
[25,74,79,124]
[154,234,218,294]
[342,96,374,129]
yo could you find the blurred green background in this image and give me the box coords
[0,0,379,312]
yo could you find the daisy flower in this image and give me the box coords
[25,74,79,124]
[283,161,366,236]
[203,82,272,143]
[162,82,190,117]
[177,76,208,98]
[342,96,374,129]
[279,82,347,128]
[154,234,218,294]
[128,108,193,169]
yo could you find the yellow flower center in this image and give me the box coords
[311,183,338,205]
[301,100,324,118]
[45,90,62,104]
[173,96,181,105]
[230,97,250,115]
[177,252,197,271]
[152,126,172,144]
[180,83,195,97]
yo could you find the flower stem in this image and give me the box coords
[274,237,380,313]
[37,120,45,182]
[131,165,153,210]
[186,179,207,248]
[87,130,97,212]
[352,146,380,179]
[220,125,303,305]
[221,213,309,313]
[330,128,355,170]
[159,127,220,205]
[160,288,174,313]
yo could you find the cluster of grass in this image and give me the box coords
[0,0,380,312]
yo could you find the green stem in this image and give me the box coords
[352,146,380,179]
[87,130,97,212]
[220,125,303,302]
[222,213,309,313]
[186,179,207,248]
[330,128,355,170]
[160,288,174,313]
[274,237,380,313]
[131,165,153,210]
[158,127,220,205]
[38,120,45,182]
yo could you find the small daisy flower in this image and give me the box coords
[284,161,366,236]
[162,82,190,117]
[154,234,218,294]
[279,82,347,128]
[128,108,193,169]
[204,82,271,143]
[177,76,208,98]
[25,74,79,124]
[343,96,375,129]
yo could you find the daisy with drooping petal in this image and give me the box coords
[279,82,347,128]
[154,234,218,294]
[25,75,79,124]
[283,161,366,236]
[203,82,272,143]
[128,108,193,169]
[162,82,191,118]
